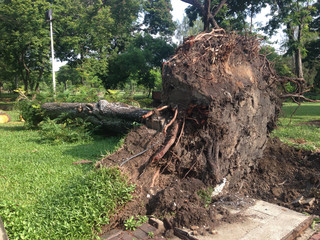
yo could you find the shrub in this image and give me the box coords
[39,116,93,144]
[17,100,44,129]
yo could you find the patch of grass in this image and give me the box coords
[271,102,320,151]
[197,187,213,208]
[0,113,134,239]
[124,215,148,231]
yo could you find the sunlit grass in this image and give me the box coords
[0,111,133,239]
[272,102,320,151]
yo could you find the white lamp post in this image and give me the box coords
[48,9,56,96]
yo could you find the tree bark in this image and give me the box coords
[204,0,210,31]
[295,24,304,79]
[180,0,227,30]
[41,100,150,133]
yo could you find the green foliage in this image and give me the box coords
[197,187,214,208]
[143,0,176,36]
[260,46,294,77]
[17,100,44,129]
[54,0,113,63]
[39,117,93,144]
[0,117,134,239]
[176,16,204,44]
[124,215,149,231]
[56,65,82,89]
[105,34,175,91]
[0,0,51,92]
[0,168,135,240]
[184,0,266,32]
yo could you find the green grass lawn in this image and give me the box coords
[0,111,134,239]
[272,102,320,151]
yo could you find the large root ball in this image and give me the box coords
[161,31,282,186]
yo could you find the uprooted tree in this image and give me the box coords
[41,31,316,187]
[39,30,320,231]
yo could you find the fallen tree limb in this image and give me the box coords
[41,100,151,133]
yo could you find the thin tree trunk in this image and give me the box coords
[295,24,304,78]
[21,52,30,92]
[250,6,254,33]
[204,0,210,31]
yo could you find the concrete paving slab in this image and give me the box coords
[180,200,313,240]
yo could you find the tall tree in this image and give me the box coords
[53,0,114,73]
[176,16,204,43]
[105,34,175,91]
[303,0,320,88]
[143,0,176,36]
[181,0,267,32]
[265,0,316,79]
[0,0,51,92]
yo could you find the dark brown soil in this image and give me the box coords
[235,137,320,215]
[97,126,320,237]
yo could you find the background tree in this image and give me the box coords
[53,0,114,85]
[143,0,176,36]
[303,0,320,89]
[176,16,204,44]
[0,0,51,92]
[56,65,81,90]
[180,0,267,31]
[105,34,175,94]
[265,0,316,80]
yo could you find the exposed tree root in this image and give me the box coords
[142,105,169,119]
[151,168,160,187]
[174,117,185,147]
[153,121,179,163]
[163,107,178,134]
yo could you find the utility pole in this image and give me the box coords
[48,8,56,96]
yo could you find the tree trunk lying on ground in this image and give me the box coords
[41,101,150,133]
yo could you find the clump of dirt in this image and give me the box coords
[236,137,320,215]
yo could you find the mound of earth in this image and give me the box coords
[96,31,318,237]
[97,126,320,236]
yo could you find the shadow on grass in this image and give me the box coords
[281,105,320,117]
[0,125,25,132]
[62,135,123,163]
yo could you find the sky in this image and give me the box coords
[53,1,284,71]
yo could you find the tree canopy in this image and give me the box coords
[0,0,319,95]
